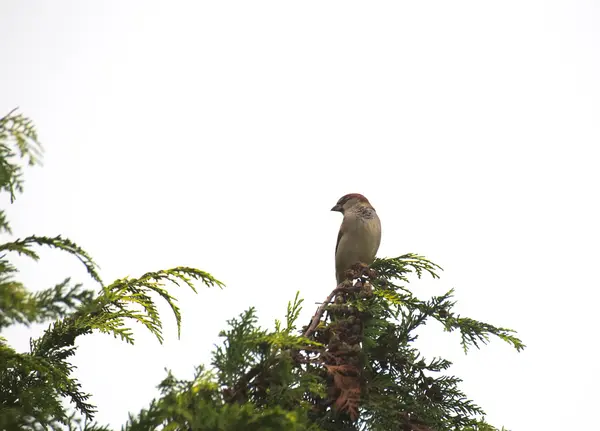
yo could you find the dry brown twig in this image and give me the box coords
[303,284,345,338]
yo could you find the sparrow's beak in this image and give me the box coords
[331,204,342,212]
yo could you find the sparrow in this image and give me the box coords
[331,193,382,285]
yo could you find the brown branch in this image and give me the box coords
[303,284,345,339]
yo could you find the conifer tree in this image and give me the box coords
[0,110,522,430]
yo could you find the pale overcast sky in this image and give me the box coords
[2,1,599,430]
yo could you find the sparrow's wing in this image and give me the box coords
[335,228,343,255]
[336,216,350,255]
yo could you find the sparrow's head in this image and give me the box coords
[331,193,372,214]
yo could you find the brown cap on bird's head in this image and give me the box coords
[331,193,371,212]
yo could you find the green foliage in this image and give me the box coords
[111,257,518,431]
[0,111,223,430]
[0,108,43,204]
[0,110,520,431]
[356,256,522,430]
[371,255,525,354]
[121,302,325,431]
[123,367,319,431]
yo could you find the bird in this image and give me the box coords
[331,193,382,285]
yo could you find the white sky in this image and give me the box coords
[1,1,599,429]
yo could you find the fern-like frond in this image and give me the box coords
[107,267,224,339]
[0,278,94,329]
[0,108,43,202]
[372,253,442,283]
[0,235,102,284]
[443,315,526,353]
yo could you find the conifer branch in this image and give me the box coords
[0,235,102,284]
[0,108,43,202]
